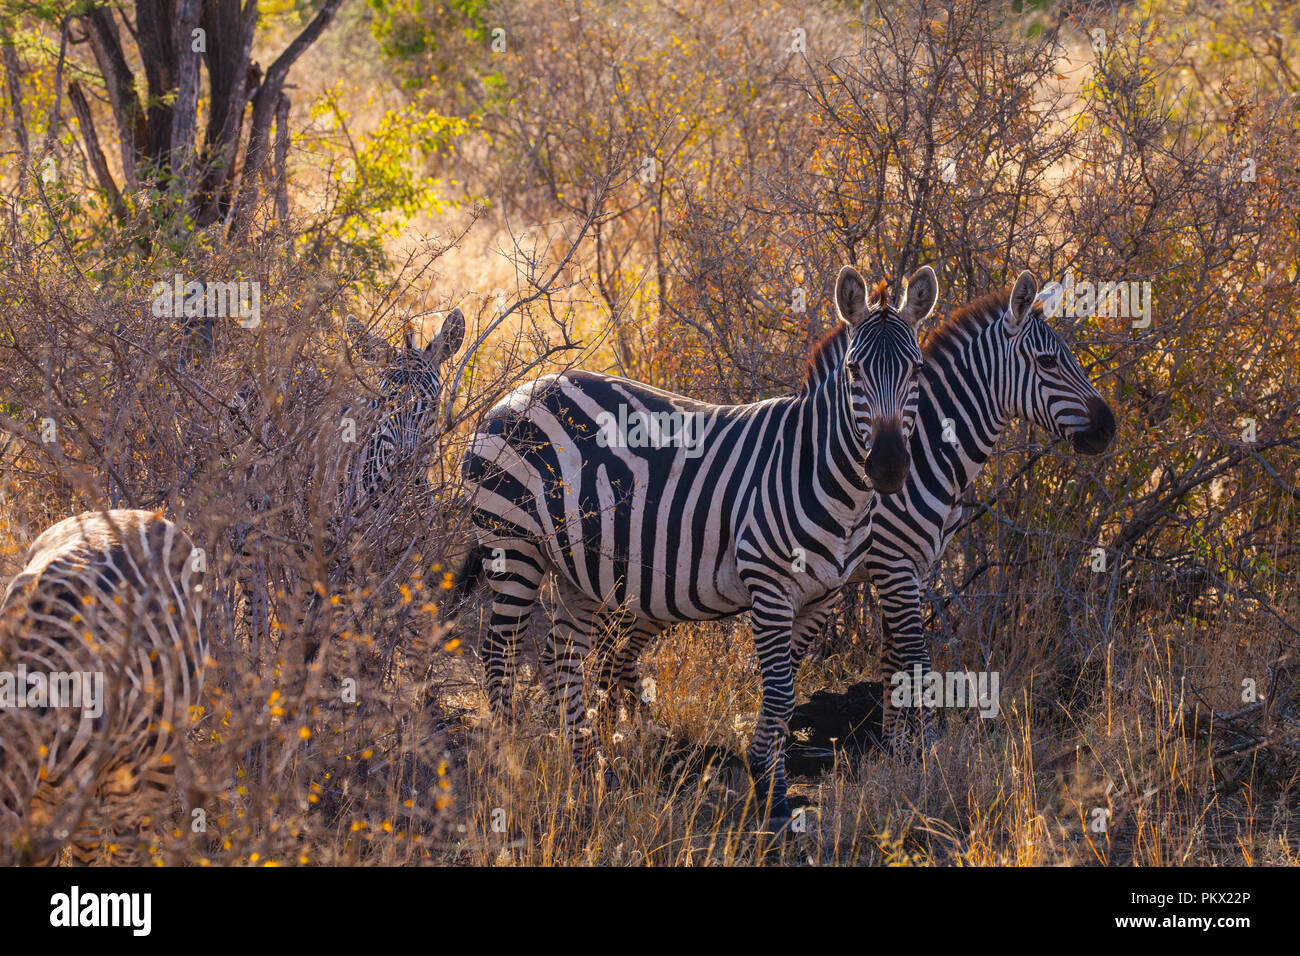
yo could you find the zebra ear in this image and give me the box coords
[835,265,868,326]
[426,307,465,365]
[899,265,938,333]
[403,329,418,351]
[1005,270,1039,335]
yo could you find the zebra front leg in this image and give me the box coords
[745,594,798,828]
[874,568,934,755]
[790,596,838,672]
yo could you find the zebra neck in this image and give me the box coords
[801,364,873,517]
[920,334,1012,501]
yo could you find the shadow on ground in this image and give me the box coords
[646,680,887,781]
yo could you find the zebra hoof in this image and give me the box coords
[750,787,793,833]
[765,810,792,834]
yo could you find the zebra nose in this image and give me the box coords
[1072,396,1116,455]
[865,425,910,494]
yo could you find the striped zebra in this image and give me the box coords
[596,273,1116,753]
[460,265,936,824]
[846,272,1114,748]
[344,308,466,511]
[0,509,206,865]
[234,308,465,653]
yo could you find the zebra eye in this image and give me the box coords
[1037,353,1059,370]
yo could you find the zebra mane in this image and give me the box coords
[798,284,1018,392]
[921,288,1010,359]
[799,323,851,393]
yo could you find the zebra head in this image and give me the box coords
[387,307,466,436]
[834,264,935,494]
[358,308,466,497]
[1001,271,1116,456]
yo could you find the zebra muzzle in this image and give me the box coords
[864,426,910,494]
[1071,396,1116,455]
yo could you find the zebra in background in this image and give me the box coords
[342,308,466,514]
[233,308,465,656]
[0,509,206,865]
[594,272,1117,756]
[460,265,937,825]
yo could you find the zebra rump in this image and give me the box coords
[0,509,206,865]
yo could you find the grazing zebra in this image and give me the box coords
[460,265,936,824]
[594,272,1116,754]
[0,509,206,865]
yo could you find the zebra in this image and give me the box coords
[233,308,466,656]
[0,509,206,865]
[846,271,1114,748]
[459,265,936,825]
[596,271,1116,754]
[344,308,466,512]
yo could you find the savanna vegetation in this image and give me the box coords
[0,0,1296,865]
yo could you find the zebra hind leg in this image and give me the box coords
[546,585,603,776]
[596,617,666,727]
[88,762,170,866]
[481,539,546,722]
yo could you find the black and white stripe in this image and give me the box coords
[233,309,465,651]
[846,271,1116,748]
[461,266,936,823]
[0,509,206,865]
[592,272,1117,755]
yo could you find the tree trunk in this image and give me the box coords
[67,81,127,221]
[170,0,203,189]
[58,0,343,233]
[1,25,29,193]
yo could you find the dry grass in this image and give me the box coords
[431,608,1298,866]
